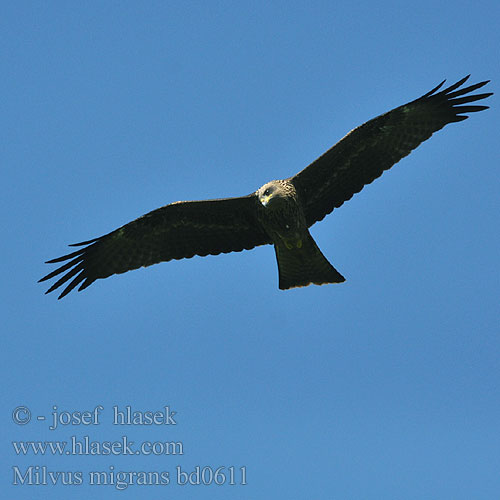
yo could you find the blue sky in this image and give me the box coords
[2,1,499,498]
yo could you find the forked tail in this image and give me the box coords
[274,231,345,290]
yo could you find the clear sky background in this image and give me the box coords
[2,1,499,499]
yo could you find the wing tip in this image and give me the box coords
[422,75,493,119]
[68,237,101,247]
[425,75,492,102]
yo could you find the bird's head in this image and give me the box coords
[257,182,277,207]
[257,180,294,208]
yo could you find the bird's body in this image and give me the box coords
[256,180,345,289]
[256,180,305,247]
[40,76,492,298]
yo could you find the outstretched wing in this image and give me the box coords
[40,194,270,299]
[291,76,492,227]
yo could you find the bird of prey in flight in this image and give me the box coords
[40,76,492,299]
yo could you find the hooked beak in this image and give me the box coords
[260,194,272,206]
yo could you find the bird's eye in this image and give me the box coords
[264,188,271,196]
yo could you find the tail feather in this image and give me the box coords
[275,232,345,290]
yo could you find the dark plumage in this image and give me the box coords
[40,76,492,298]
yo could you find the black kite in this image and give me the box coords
[40,76,492,298]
